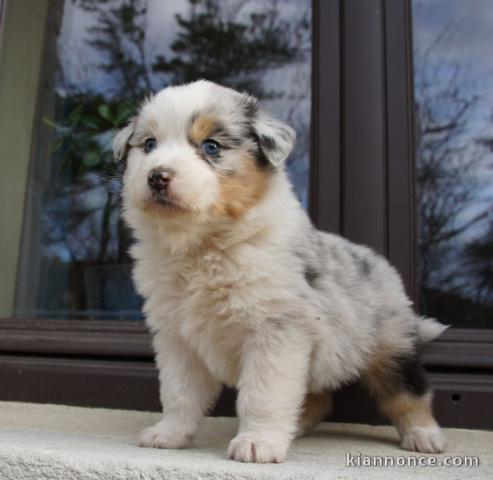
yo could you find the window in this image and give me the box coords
[413,0,493,329]
[1,0,311,322]
[1,0,492,429]
[410,0,493,428]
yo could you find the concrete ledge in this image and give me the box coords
[0,402,490,479]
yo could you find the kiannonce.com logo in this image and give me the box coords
[346,452,480,468]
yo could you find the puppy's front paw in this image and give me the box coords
[138,420,193,449]
[228,432,289,463]
[400,426,446,453]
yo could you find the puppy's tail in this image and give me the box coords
[417,317,449,344]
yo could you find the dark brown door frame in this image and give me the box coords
[311,0,416,298]
[310,0,340,233]
[384,0,417,301]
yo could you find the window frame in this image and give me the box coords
[1,0,492,429]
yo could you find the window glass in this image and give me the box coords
[0,0,311,320]
[413,0,493,328]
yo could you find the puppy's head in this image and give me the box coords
[114,81,295,223]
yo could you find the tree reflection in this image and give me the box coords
[414,27,493,327]
[152,0,307,95]
[40,0,310,318]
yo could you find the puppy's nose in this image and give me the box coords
[148,167,173,192]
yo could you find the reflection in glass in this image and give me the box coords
[4,0,311,320]
[413,0,493,327]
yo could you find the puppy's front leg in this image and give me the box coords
[139,331,221,449]
[228,331,310,463]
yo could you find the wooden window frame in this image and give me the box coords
[1,0,492,429]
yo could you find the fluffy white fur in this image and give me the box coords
[115,80,447,463]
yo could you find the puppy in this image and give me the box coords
[114,80,447,463]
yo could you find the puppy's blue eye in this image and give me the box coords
[201,139,220,156]
[144,138,157,153]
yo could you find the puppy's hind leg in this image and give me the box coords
[363,351,446,453]
[295,391,333,438]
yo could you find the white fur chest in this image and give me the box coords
[136,242,278,386]
[180,253,248,385]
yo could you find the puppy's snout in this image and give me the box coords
[148,167,174,192]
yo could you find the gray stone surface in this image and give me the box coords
[0,401,490,479]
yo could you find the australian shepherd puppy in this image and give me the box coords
[114,80,447,463]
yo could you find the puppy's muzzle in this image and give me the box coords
[148,167,174,193]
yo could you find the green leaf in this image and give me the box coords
[67,104,85,126]
[42,116,59,129]
[115,103,134,126]
[58,146,74,172]
[51,138,64,153]
[82,150,101,167]
[98,104,114,123]
[81,116,103,130]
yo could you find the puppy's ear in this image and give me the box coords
[253,112,296,167]
[113,117,136,163]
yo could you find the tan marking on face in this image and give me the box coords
[212,154,271,218]
[189,114,220,144]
